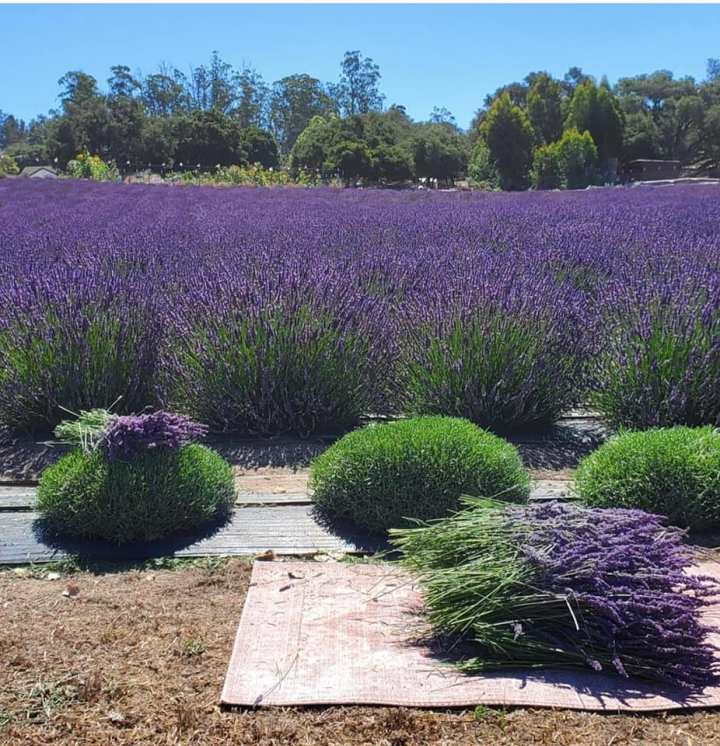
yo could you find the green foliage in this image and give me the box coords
[238,125,279,168]
[480,93,534,191]
[310,416,530,534]
[66,152,119,181]
[330,138,373,182]
[291,111,419,184]
[530,143,562,190]
[527,72,564,145]
[590,299,720,430]
[411,123,468,182]
[177,164,297,187]
[332,50,385,117]
[565,80,624,162]
[37,444,235,543]
[53,407,115,453]
[371,142,413,182]
[401,314,584,432]
[3,140,49,169]
[575,427,720,530]
[165,303,378,435]
[173,110,244,168]
[532,128,598,190]
[0,153,19,177]
[269,74,335,154]
[467,141,499,188]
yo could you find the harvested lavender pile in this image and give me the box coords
[99,411,208,460]
[391,499,720,688]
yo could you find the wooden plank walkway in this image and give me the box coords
[0,506,386,565]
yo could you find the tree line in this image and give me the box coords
[1,52,719,189]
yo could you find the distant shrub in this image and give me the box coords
[161,265,390,435]
[67,152,119,182]
[467,141,499,189]
[0,153,19,178]
[591,277,720,429]
[0,266,162,432]
[532,128,597,190]
[176,164,312,187]
[531,143,562,190]
[575,426,720,530]
[310,416,530,533]
[38,443,235,543]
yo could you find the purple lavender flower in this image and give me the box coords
[100,411,207,460]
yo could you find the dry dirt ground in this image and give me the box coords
[1,558,720,746]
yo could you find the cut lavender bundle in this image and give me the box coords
[100,410,208,460]
[392,499,720,688]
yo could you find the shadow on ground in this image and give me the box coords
[30,514,233,564]
[1,418,608,481]
[311,505,390,555]
[0,428,69,481]
[510,419,608,471]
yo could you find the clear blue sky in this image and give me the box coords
[2,4,719,129]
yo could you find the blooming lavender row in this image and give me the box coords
[1,179,719,433]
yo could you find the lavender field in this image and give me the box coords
[1,179,719,436]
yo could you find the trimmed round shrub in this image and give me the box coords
[575,426,720,530]
[37,444,235,543]
[310,416,530,533]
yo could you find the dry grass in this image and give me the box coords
[1,558,720,745]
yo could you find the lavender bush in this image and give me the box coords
[398,269,592,431]
[2,179,720,433]
[160,262,391,434]
[0,263,162,432]
[590,271,720,428]
[392,499,720,688]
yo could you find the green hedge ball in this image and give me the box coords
[575,426,720,530]
[310,416,530,534]
[37,444,235,543]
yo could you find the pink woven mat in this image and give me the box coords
[221,560,720,711]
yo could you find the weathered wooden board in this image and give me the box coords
[0,505,386,565]
[0,486,37,510]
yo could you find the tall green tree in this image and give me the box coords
[238,125,278,168]
[480,93,534,190]
[526,72,564,145]
[52,71,112,163]
[0,111,26,148]
[565,80,624,162]
[106,66,145,169]
[411,123,468,184]
[173,109,244,168]
[269,74,335,154]
[332,51,384,117]
[232,67,269,129]
[142,69,189,116]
